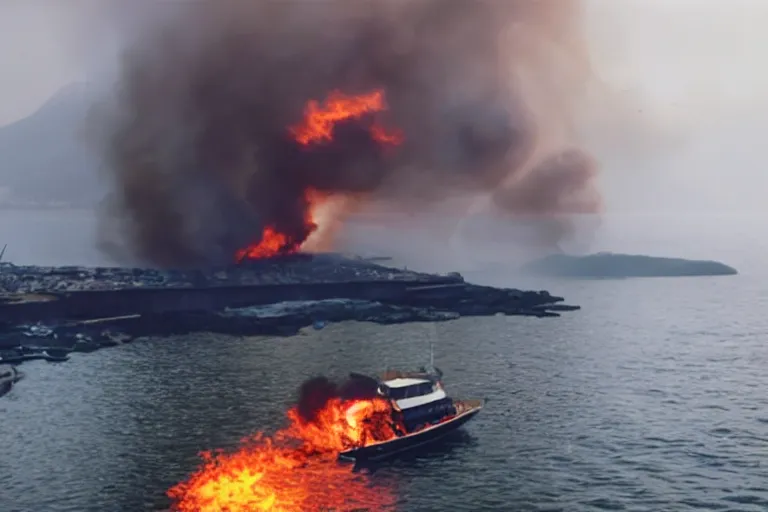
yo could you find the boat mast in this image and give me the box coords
[429,335,434,369]
[427,322,436,371]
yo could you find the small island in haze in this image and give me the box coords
[521,252,738,279]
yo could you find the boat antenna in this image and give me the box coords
[426,323,443,378]
[426,322,437,372]
[0,244,6,262]
[429,333,434,369]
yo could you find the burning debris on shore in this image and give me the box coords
[233,88,404,262]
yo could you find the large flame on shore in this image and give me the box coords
[235,90,403,263]
[168,397,404,511]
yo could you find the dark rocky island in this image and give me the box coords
[0,253,578,368]
[522,252,738,279]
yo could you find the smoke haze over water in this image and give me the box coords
[90,0,600,267]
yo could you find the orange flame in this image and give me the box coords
[234,190,322,263]
[285,397,404,452]
[289,89,403,147]
[168,397,404,511]
[234,226,304,262]
[235,89,402,262]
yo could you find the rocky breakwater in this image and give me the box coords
[0,253,579,369]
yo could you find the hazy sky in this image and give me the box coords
[2,0,768,123]
[0,2,79,123]
[1,0,767,213]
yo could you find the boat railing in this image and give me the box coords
[379,369,438,382]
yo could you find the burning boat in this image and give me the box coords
[166,365,483,510]
[337,368,483,462]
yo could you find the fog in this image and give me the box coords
[581,0,768,214]
[0,0,767,267]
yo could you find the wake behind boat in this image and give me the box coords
[338,368,483,462]
[0,364,22,397]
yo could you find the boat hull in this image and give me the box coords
[338,399,482,462]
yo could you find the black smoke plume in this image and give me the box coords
[296,374,379,423]
[93,0,597,267]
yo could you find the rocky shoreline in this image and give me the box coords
[0,253,579,370]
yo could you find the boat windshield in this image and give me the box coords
[386,382,435,400]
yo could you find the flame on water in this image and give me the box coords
[234,89,403,262]
[168,397,404,511]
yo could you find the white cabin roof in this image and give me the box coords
[382,377,430,388]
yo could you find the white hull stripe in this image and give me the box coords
[395,389,447,410]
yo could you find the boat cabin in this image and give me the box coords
[337,369,483,461]
[378,376,457,432]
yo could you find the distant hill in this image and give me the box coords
[521,252,738,279]
[0,83,107,207]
